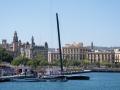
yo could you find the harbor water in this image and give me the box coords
[0,72,120,90]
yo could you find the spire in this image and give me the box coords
[13,31,18,42]
[31,36,35,47]
[45,42,48,49]
[13,31,18,52]
[91,42,94,50]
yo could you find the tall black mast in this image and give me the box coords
[56,13,63,74]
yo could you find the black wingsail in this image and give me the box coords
[56,13,63,75]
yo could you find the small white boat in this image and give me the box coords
[83,70,91,72]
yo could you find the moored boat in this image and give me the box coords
[0,78,11,82]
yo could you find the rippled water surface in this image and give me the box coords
[0,73,120,90]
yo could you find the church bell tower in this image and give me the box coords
[13,31,18,52]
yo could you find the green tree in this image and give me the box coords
[82,59,90,68]
[51,59,81,67]
[11,56,30,66]
[0,47,13,63]
[72,60,81,67]
[34,54,48,66]
[64,59,81,67]
[63,59,69,67]
[11,58,21,66]
[100,61,112,68]
[27,54,49,69]
[27,60,38,69]
[51,59,60,66]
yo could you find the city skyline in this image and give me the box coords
[0,0,120,48]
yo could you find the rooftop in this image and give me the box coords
[63,42,83,48]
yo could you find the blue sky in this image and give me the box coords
[0,0,120,48]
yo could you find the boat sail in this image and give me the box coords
[56,13,63,75]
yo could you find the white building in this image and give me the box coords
[48,42,89,63]
[114,49,120,63]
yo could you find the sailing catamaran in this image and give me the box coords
[38,13,90,81]
[52,13,90,80]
